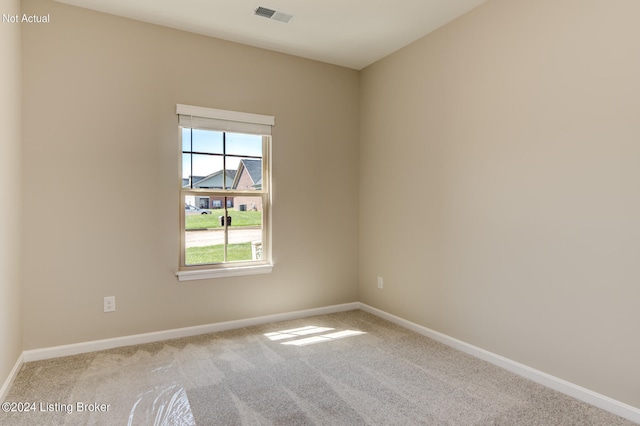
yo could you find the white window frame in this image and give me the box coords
[175,104,274,281]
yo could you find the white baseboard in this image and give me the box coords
[0,353,23,403]
[358,303,640,425]
[23,302,359,363]
[10,301,640,424]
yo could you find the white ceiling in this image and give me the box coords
[53,0,487,70]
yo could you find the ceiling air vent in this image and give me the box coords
[253,6,293,23]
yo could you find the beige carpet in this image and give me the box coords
[1,310,635,425]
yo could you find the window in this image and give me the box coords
[176,104,274,281]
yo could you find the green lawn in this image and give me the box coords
[186,243,252,264]
[186,209,261,230]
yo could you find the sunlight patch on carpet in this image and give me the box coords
[263,326,367,346]
[264,326,335,341]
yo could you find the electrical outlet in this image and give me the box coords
[377,276,384,289]
[104,296,116,313]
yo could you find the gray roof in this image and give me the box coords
[239,159,262,185]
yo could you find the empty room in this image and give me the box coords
[1,0,639,424]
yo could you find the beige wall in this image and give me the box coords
[0,0,23,393]
[21,0,359,349]
[359,0,640,407]
[15,0,640,412]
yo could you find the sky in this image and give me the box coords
[181,128,263,180]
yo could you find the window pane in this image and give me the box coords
[184,195,223,265]
[185,237,225,265]
[182,153,191,182]
[227,195,263,262]
[183,195,264,265]
[181,128,191,152]
[192,129,223,154]
[226,157,262,191]
[226,133,263,157]
[183,154,224,188]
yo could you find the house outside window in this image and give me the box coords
[176,104,274,281]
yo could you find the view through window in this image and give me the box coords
[178,107,271,271]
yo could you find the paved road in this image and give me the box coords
[185,228,262,248]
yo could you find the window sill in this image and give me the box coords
[176,264,273,281]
